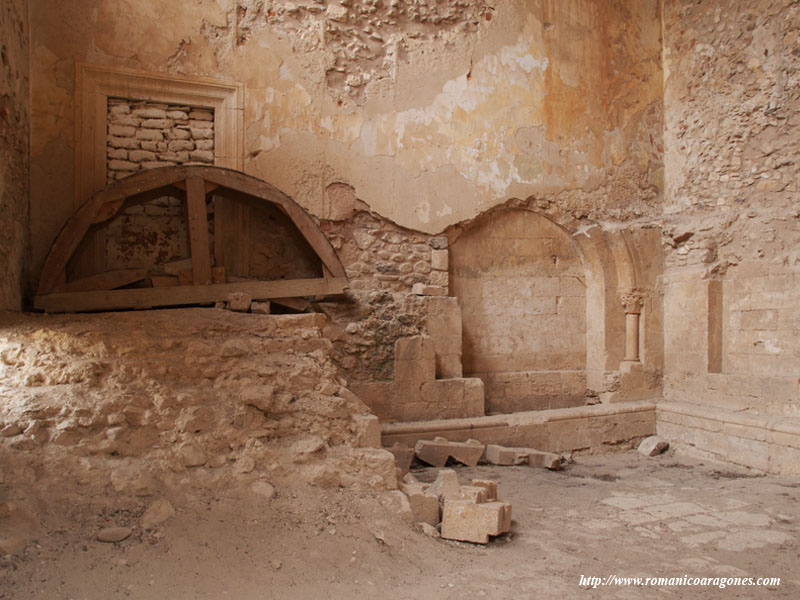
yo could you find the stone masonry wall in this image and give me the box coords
[662,0,800,419]
[0,0,30,311]
[106,98,215,184]
[319,210,448,384]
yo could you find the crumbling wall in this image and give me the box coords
[451,208,587,413]
[0,310,395,490]
[0,0,30,311]
[28,0,663,293]
[662,0,800,418]
[317,209,446,382]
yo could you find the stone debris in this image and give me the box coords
[441,500,512,545]
[425,469,461,501]
[250,301,271,314]
[414,437,484,467]
[485,444,562,470]
[178,441,207,468]
[140,499,176,531]
[226,292,252,313]
[638,435,670,457]
[397,469,511,545]
[97,527,133,543]
[399,478,439,526]
[471,479,498,501]
[386,443,415,474]
[251,481,277,500]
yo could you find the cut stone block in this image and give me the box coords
[426,468,461,501]
[251,301,271,314]
[459,485,489,503]
[386,443,415,474]
[638,435,669,457]
[226,292,251,312]
[471,479,498,501]
[485,444,561,470]
[415,437,484,467]
[400,485,440,526]
[441,499,512,544]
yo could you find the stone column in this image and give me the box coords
[621,292,644,362]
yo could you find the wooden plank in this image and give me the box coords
[151,275,179,287]
[185,177,212,285]
[177,269,193,286]
[235,203,250,276]
[65,269,147,293]
[35,277,348,313]
[211,266,226,284]
[215,184,345,278]
[163,258,193,276]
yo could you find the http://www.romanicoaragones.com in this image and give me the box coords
[579,574,781,590]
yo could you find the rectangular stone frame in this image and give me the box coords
[75,64,244,209]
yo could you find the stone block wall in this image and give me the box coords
[450,208,587,413]
[0,0,30,311]
[662,0,800,420]
[106,98,214,184]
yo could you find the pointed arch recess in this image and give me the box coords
[35,166,347,313]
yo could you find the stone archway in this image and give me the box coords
[450,208,588,413]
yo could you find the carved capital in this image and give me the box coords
[620,291,644,314]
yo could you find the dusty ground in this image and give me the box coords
[1,449,798,599]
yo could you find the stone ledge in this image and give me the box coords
[381,401,656,453]
[657,401,800,476]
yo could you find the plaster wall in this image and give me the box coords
[0,0,30,311]
[662,0,800,420]
[28,0,663,292]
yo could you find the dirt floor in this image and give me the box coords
[1,449,798,599]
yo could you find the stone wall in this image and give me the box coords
[28,0,663,292]
[106,98,215,184]
[0,0,30,311]
[451,208,587,413]
[662,0,800,421]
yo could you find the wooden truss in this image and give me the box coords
[35,166,348,313]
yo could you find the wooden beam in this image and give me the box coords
[185,177,212,285]
[35,277,348,313]
[65,269,146,293]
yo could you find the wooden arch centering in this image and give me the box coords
[34,166,348,313]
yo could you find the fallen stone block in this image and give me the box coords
[426,469,461,501]
[415,437,484,467]
[485,444,561,470]
[638,435,669,457]
[471,479,498,501]
[400,486,440,526]
[441,499,512,544]
[250,301,271,314]
[386,443,415,474]
[226,292,251,312]
[459,485,489,504]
